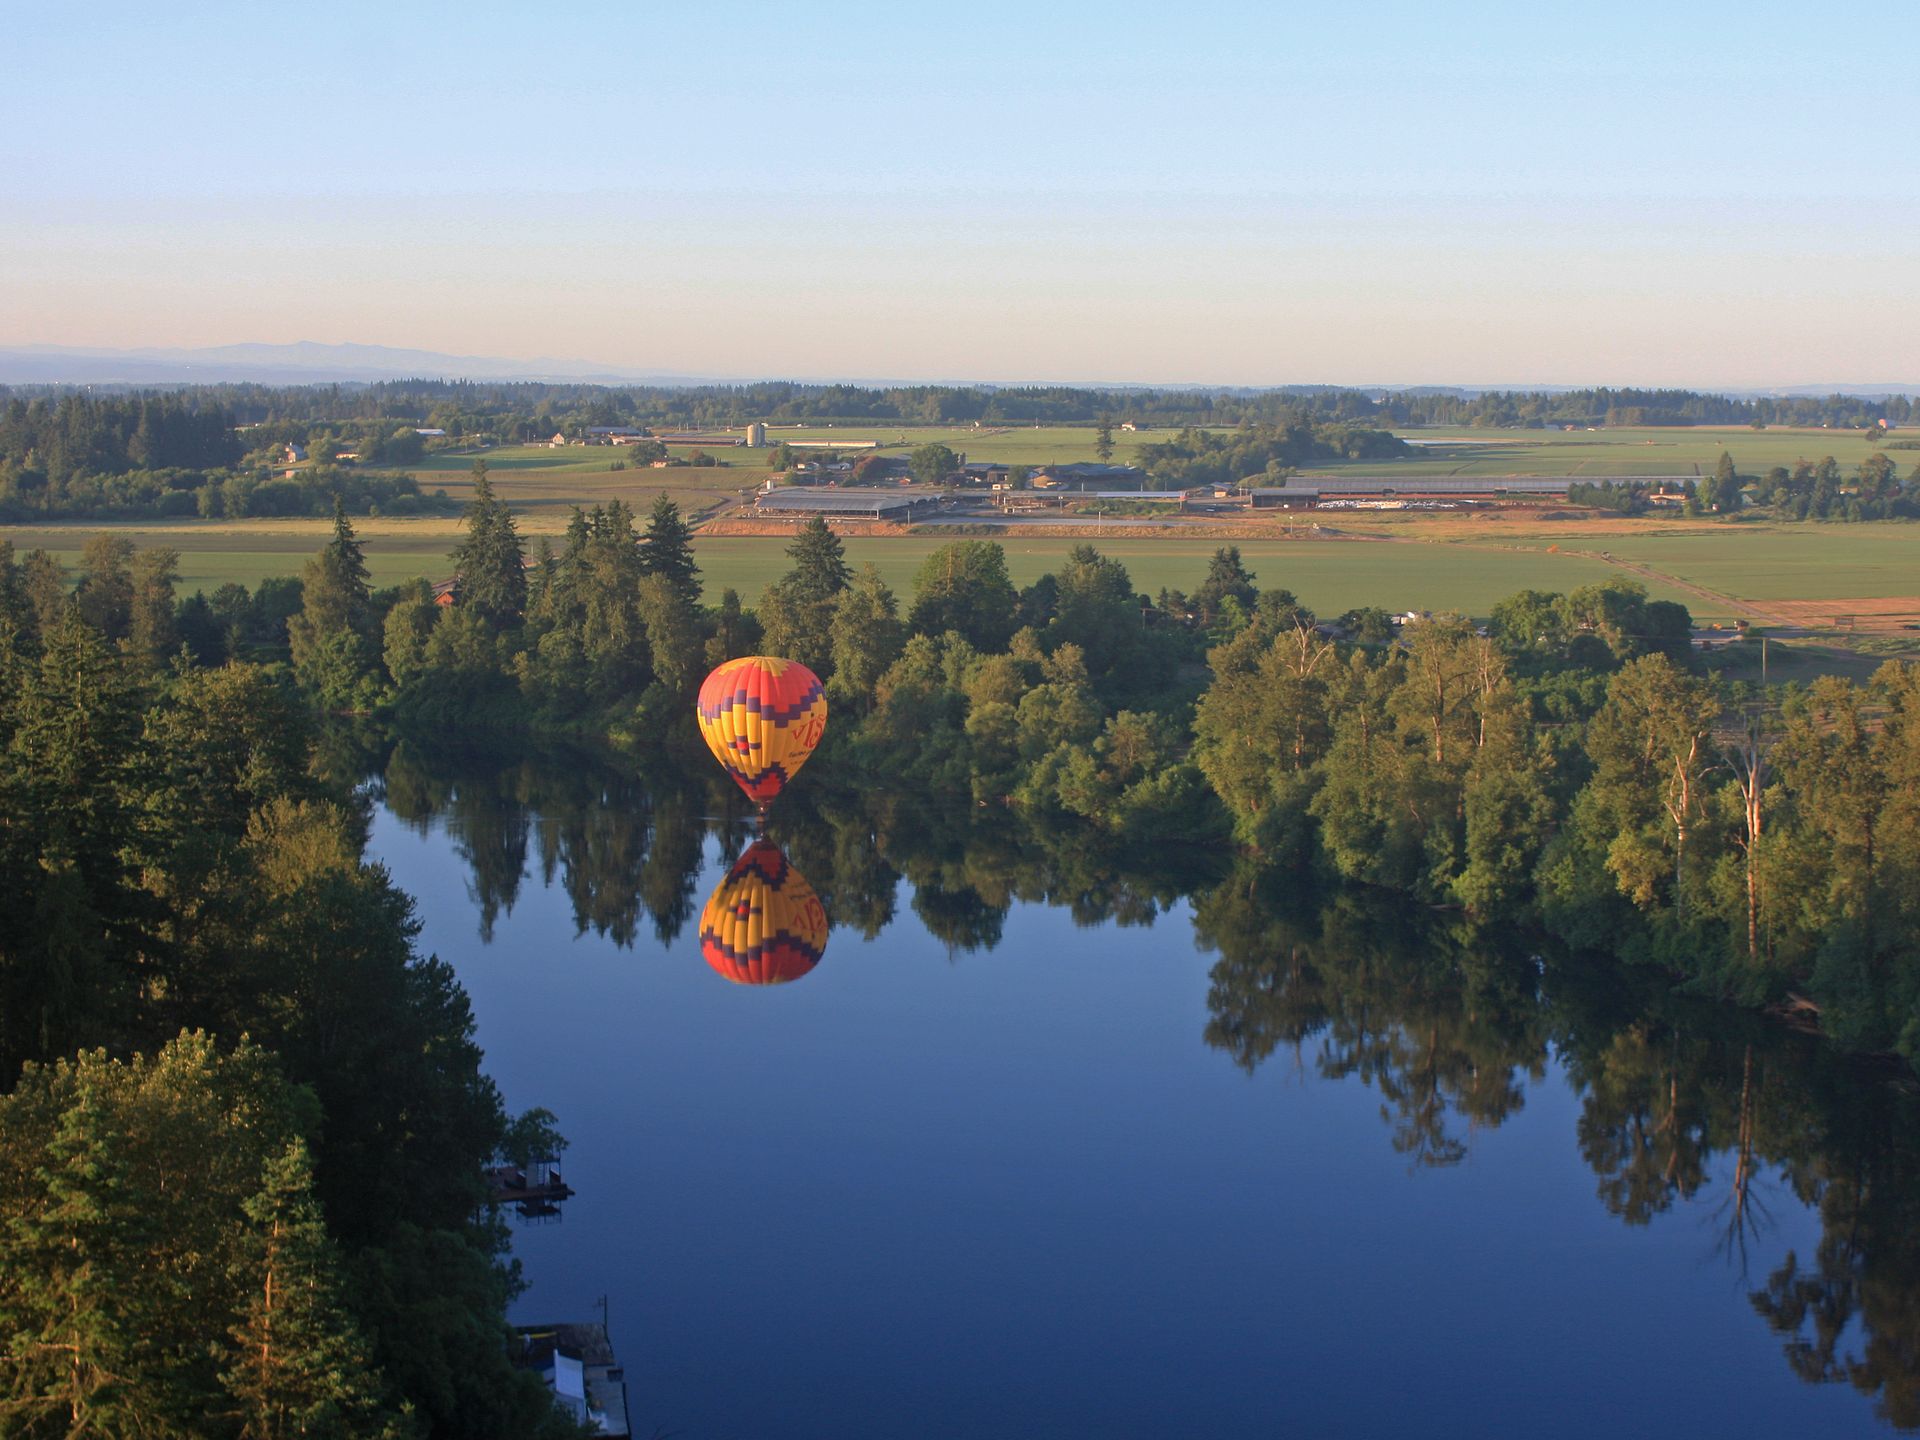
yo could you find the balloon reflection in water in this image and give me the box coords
[698,840,829,985]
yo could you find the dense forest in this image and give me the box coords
[0,545,584,1431]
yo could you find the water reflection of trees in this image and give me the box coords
[362,734,1920,1431]
[1193,859,1920,1431]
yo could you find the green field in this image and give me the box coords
[694,535,1708,619]
[408,444,763,517]
[380,424,1903,510]
[1524,524,1916,602]
[8,522,1710,618]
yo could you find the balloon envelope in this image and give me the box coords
[698,840,828,985]
[696,656,828,806]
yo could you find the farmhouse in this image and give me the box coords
[755,486,941,521]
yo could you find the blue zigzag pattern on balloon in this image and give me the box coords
[697,678,825,726]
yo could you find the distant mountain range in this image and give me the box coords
[0,342,1913,397]
[0,341,708,386]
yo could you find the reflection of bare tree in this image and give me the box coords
[1711,1046,1773,1276]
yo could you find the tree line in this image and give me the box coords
[7,378,1913,449]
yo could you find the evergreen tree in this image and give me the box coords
[289,504,379,706]
[759,517,851,675]
[1193,546,1258,622]
[448,462,526,628]
[780,515,851,603]
[639,495,702,610]
[126,547,180,667]
[222,1141,405,1440]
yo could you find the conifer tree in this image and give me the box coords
[449,462,526,628]
[222,1140,405,1440]
[759,517,851,675]
[289,503,378,705]
[639,494,702,611]
[125,546,180,667]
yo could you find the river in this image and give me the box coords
[359,736,1920,1439]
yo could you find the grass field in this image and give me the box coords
[6,521,1708,618]
[408,445,763,518]
[697,535,1709,619]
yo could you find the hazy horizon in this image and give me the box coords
[7,1,1916,387]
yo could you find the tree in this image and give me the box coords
[73,533,135,640]
[126,546,180,667]
[907,443,959,486]
[289,502,378,703]
[829,565,905,708]
[1193,546,1258,623]
[1705,450,1742,513]
[1580,654,1723,918]
[1095,416,1115,463]
[222,1141,405,1440]
[638,494,701,610]
[907,541,1017,651]
[448,462,526,628]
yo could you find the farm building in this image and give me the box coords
[654,433,746,447]
[745,422,767,446]
[1035,463,1148,488]
[754,486,941,521]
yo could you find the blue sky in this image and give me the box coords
[5,0,1916,385]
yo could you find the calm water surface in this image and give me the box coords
[363,741,1919,1438]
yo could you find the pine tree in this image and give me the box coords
[0,1095,150,1435]
[639,495,702,610]
[222,1141,405,1440]
[289,504,379,705]
[780,516,851,604]
[759,517,852,675]
[449,462,526,628]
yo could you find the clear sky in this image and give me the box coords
[5,0,1916,387]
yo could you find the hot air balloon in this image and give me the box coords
[698,839,828,985]
[696,656,827,808]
